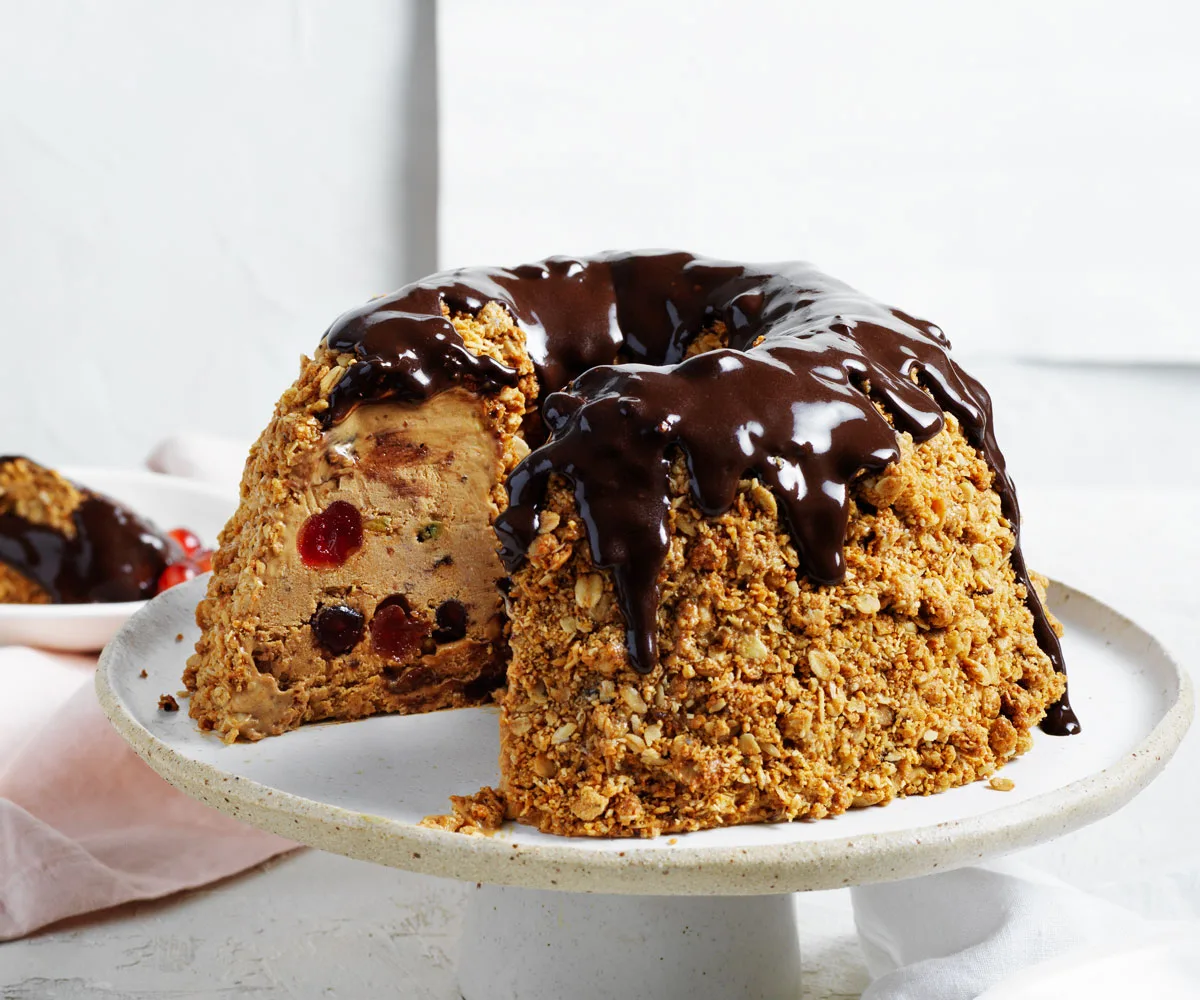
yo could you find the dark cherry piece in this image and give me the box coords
[312,604,365,655]
[317,252,1077,736]
[298,500,363,568]
[432,599,468,643]
[370,594,430,662]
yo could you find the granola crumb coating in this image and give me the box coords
[0,457,86,536]
[500,414,1064,837]
[184,303,537,742]
[421,786,507,836]
[0,457,86,603]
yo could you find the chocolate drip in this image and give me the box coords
[316,252,1077,736]
[0,463,173,603]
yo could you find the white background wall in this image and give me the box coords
[439,0,1200,364]
[1,0,1197,477]
[0,0,437,466]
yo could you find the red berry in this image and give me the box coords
[193,551,213,573]
[298,500,363,568]
[169,527,203,556]
[157,562,197,594]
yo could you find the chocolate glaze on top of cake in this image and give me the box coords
[0,457,174,603]
[319,252,1079,736]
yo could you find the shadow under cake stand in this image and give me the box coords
[97,578,1192,999]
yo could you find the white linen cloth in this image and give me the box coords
[853,860,1200,998]
[0,440,295,941]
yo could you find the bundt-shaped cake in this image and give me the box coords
[184,251,1077,837]
[0,456,176,604]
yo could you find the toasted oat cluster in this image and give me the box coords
[498,417,1063,836]
[420,786,507,836]
[0,456,86,534]
[0,563,51,605]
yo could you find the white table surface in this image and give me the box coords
[2,362,1197,998]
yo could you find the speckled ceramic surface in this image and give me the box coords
[97,577,1191,896]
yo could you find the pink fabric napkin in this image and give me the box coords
[0,445,296,941]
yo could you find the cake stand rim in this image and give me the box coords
[95,578,1194,896]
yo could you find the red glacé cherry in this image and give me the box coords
[370,595,430,662]
[298,500,363,568]
[168,527,203,557]
[157,563,197,594]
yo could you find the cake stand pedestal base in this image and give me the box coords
[458,884,803,1000]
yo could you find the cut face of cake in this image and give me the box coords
[185,251,1077,836]
[0,456,176,604]
[184,311,533,739]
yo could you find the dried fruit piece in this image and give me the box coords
[416,522,443,543]
[298,500,363,568]
[432,599,468,643]
[371,594,430,662]
[312,604,365,655]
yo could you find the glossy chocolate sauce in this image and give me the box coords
[318,252,1078,735]
[0,458,174,603]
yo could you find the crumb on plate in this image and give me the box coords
[421,786,506,836]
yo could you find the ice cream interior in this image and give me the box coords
[187,388,509,739]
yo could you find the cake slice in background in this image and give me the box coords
[0,456,177,605]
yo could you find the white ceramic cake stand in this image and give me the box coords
[96,578,1191,999]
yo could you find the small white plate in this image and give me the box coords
[0,467,234,651]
